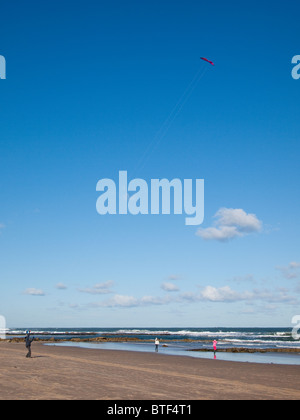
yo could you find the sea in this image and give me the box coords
[5,327,300,365]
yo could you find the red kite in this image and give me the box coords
[200,57,214,66]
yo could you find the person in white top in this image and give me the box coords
[155,338,160,352]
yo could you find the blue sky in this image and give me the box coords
[0,0,299,328]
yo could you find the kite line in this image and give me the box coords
[133,58,213,175]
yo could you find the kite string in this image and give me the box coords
[150,65,208,150]
[134,65,206,173]
[133,64,208,175]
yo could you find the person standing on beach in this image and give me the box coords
[213,340,217,354]
[155,337,160,352]
[25,331,34,358]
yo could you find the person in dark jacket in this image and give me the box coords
[25,331,34,358]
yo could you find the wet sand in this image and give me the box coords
[0,342,300,400]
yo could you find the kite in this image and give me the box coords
[200,57,214,66]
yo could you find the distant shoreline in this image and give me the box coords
[2,336,300,354]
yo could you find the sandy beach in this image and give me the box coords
[0,342,300,400]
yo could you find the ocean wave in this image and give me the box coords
[221,338,300,347]
[5,327,298,350]
[113,329,172,335]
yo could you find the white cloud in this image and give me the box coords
[140,295,172,305]
[98,294,139,307]
[94,294,173,308]
[23,288,45,296]
[179,291,201,303]
[215,208,262,232]
[55,283,67,290]
[78,280,114,294]
[199,285,297,305]
[161,282,180,292]
[78,272,298,310]
[200,285,250,302]
[197,208,262,242]
[276,262,300,279]
[289,262,300,269]
[168,274,181,281]
[197,225,242,241]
